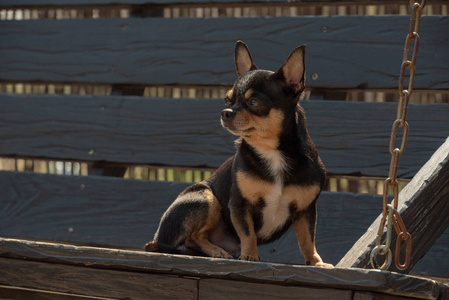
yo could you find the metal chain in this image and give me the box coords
[370,0,426,271]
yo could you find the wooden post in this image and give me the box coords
[337,137,449,273]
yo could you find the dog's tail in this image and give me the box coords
[145,240,204,256]
[145,240,182,254]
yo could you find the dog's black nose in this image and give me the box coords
[221,109,235,120]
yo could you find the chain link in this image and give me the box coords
[370,0,426,271]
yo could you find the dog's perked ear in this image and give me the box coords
[235,40,257,76]
[274,45,306,94]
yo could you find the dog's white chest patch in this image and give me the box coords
[257,183,320,240]
[239,148,320,240]
[257,180,288,239]
[256,148,287,175]
[255,149,290,239]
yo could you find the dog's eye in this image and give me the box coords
[249,98,261,107]
[224,97,233,107]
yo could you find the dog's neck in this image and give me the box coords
[237,106,313,177]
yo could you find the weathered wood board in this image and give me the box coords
[0,238,446,300]
[0,0,412,7]
[0,257,199,300]
[0,170,383,266]
[1,169,448,277]
[412,228,449,278]
[2,94,448,178]
[1,16,447,89]
[198,278,352,300]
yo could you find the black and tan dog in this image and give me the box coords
[145,41,332,267]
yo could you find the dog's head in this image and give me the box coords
[221,41,306,149]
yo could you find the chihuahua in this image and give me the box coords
[145,41,332,267]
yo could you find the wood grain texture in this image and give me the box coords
[337,138,449,274]
[0,0,409,7]
[0,287,99,300]
[354,291,419,300]
[1,94,448,178]
[0,171,189,249]
[0,258,198,300]
[1,16,447,89]
[1,170,448,276]
[0,239,444,300]
[0,170,379,267]
[199,278,352,300]
[411,229,449,278]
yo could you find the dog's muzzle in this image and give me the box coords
[221,108,235,128]
[221,108,236,121]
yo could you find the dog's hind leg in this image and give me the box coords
[184,189,233,259]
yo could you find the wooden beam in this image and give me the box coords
[0,238,445,299]
[337,137,449,273]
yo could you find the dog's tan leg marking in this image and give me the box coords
[293,216,333,268]
[283,184,321,211]
[230,209,259,261]
[185,190,232,259]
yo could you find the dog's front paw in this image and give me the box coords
[210,248,233,259]
[239,253,260,261]
[313,262,334,268]
[145,241,159,252]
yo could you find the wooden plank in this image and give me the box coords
[1,16,447,89]
[2,94,448,177]
[0,0,414,7]
[305,101,449,178]
[0,258,198,300]
[0,0,292,7]
[2,169,447,275]
[0,171,189,249]
[411,227,449,278]
[0,286,101,300]
[199,278,352,300]
[354,291,422,300]
[86,83,146,177]
[337,137,449,273]
[0,238,444,300]
[0,170,382,266]
[0,94,230,169]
